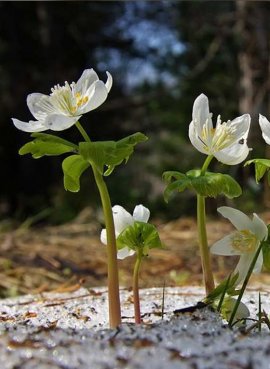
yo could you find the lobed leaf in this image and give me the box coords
[62,155,90,192]
[162,171,187,184]
[163,169,242,201]
[19,133,77,158]
[79,141,115,174]
[116,221,163,256]
[187,171,242,199]
[245,158,270,183]
[79,132,148,176]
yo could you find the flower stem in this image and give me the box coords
[75,121,91,143]
[133,252,142,324]
[76,121,121,328]
[201,154,214,175]
[197,155,215,295]
[92,167,122,328]
[217,273,232,312]
[228,241,264,327]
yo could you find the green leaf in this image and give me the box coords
[262,226,270,268]
[79,132,148,175]
[163,169,242,201]
[116,221,163,256]
[19,133,77,158]
[245,158,270,183]
[263,246,270,271]
[187,170,242,198]
[79,141,115,174]
[163,172,190,203]
[205,273,239,303]
[62,155,90,192]
[163,171,187,183]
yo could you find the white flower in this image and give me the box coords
[189,94,251,165]
[100,205,150,260]
[211,206,268,285]
[259,114,270,145]
[12,68,112,132]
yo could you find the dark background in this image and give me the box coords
[1,1,270,225]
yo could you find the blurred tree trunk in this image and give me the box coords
[236,1,253,115]
[36,2,50,48]
[236,0,270,208]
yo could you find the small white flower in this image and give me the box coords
[100,204,150,260]
[259,114,270,145]
[189,94,251,165]
[12,68,112,132]
[211,206,268,285]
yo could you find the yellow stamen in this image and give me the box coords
[77,96,88,107]
[48,82,89,116]
[231,229,257,253]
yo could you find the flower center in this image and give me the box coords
[210,124,235,151]
[71,92,89,113]
[231,229,258,253]
[198,118,237,153]
[48,82,89,116]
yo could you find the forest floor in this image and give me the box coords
[0,207,270,298]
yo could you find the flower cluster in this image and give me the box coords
[12,68,270,327]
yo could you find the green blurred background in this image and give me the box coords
[1,0,270,225]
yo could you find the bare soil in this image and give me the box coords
[0,207,270,298]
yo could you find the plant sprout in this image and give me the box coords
[12,68,148,328]
[101,204,162,324]
[163,94,251,295]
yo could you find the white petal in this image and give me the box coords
[27,93,54,120]
[224,298,250,321]
[230,114,251,142]
[251,213,268,241]
[235,301,250,319]
[192,94,212,130]
[105,71,113,93]
[259,114,270,145]
[217,207,252,231]
[253,250,263,274]
[44,114,80,131]
[76,84,96,115]
[215,142,250,165]
[117,247,135,260]
[75,68,99,95]
[234,254,254,285]
[12,118,47,132]
[112,205,134,234]
[211,234,242,256]
[188,121,209,154]
[133,205,150,223]
[100,228,107,245]
[80,80,108,114]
